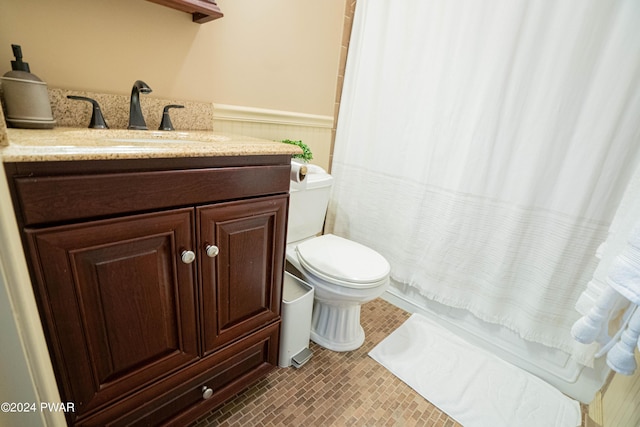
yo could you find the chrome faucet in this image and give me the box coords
[128,80,152,130]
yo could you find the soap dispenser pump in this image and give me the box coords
[1,44,55,128]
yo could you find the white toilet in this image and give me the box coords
[286,161,390,352]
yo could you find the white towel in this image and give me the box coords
[371,314,581,427]
[571,219,640,375]
[571,287,626,346]
[606,222,640,305]
[574,160,640,316]
[572,161,640,371]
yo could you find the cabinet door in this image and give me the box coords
[198,195,287,354]
[25,209,198,421]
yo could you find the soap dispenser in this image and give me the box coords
[1,44,55,128]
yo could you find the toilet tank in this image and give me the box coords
[287,164,334,244]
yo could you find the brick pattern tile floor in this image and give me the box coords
[190,298,463,426]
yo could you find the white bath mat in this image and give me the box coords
[369,313,581,427]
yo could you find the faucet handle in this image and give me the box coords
[159,104,184,131]
[67,95,109,129]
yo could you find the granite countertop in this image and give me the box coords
[0,127,302,162]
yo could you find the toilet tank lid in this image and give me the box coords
[291,162,334,190]
[296,234,390,284]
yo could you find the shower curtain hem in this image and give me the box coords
[391,277,598,367]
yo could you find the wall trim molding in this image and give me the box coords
[213,103,333,128]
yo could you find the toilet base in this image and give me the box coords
[310,300,365,352]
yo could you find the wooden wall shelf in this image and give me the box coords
[147,0,223,23]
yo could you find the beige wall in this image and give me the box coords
[0,0,344,117]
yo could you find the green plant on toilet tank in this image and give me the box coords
[281,139,313,163]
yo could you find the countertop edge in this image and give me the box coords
[1,127,302,162]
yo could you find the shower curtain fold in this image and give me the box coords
[326,0,640,365]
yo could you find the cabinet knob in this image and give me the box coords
[201,385,214,400]
[205,244,219,258]
[181,250,196,264]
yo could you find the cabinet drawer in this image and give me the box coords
[78,322,280,426]
[14,165,290,226]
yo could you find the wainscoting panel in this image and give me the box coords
[213,104,334,171]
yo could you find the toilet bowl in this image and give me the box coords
[286,161,390,351]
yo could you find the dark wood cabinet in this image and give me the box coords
[198,197,286,354]
[25,209,199,418]
[5,155,290,426]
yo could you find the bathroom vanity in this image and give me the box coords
[2,128,298,426]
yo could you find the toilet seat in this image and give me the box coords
[295,234,390,289]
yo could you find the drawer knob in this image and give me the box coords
[202,385,214,400]
[205,244,219,258]
[181,250,196,264]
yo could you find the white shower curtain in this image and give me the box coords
[326,0,640,364]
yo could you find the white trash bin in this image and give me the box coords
[279,272,314,368]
